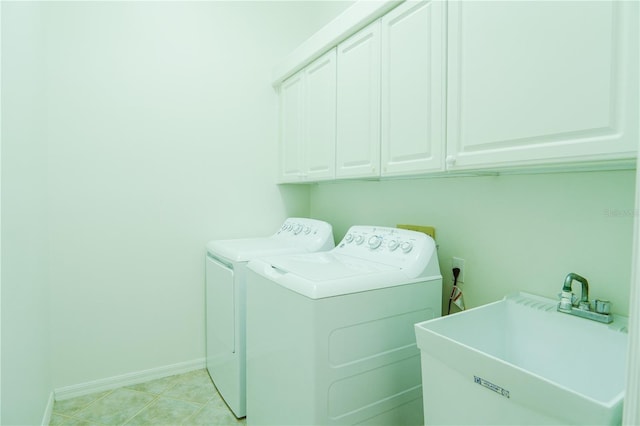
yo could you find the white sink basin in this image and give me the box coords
[414,292,628,425]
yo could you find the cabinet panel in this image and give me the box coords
[279,73,305,182]
[336,22,381,179]
[305,50,337,181]
[446,1,638,170]
[381,0,446,176]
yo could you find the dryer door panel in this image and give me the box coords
[206,255,235,357]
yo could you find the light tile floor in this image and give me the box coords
[50,369,246,426]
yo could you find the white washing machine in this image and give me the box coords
[205,218,334,418]
[245,226,442,426]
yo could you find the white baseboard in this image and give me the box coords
[53,358,206,401]
[41,391,55,426]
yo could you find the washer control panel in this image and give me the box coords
[336,226,434,268]
[274,218,335,251]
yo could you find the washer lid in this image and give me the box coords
[207,238,309,263]
[248,253,439,299]
[266,252,398,281]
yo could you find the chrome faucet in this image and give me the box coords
[557,272,612,323]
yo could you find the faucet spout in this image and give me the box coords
[557,273,612,323]
[563,272,589,304]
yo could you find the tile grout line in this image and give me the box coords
[59,387,158,426]
[181,400,208,426]
[51,370,226,426]
[61,410,108,426]
[120,378,211,425]
[121,393,161,426]
[53,389,115,425]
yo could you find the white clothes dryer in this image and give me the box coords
[246,226,442,426]
[205,218,334,418]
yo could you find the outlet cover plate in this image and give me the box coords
[452,257,465,283]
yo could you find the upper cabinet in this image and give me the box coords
[380,0,446,176]
[279,72,305,182]
[446,1,639,171]
[275,0,638,183]
[335,0,447,179]
[305,50,337,181]
[279,49,337,183]
[336,22,381,179]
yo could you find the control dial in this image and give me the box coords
[354,235,365,245]
[368,235,383,249]
[344,233,354,243]
[401,241,414,253]
[293,224,303,235]
[387,239,400,251]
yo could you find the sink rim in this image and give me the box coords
[415,292,629,407]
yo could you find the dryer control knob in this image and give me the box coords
[401,241,413,253]
[293,224,303,235]
[387,240,400,251]
[304,226,311,235]
[344,233,354,243]
[355,235,365,245]
[368,235,382,249]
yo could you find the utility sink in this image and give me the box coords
[414,292,629,425]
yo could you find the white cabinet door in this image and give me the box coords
[305,49,337,181]
[279,50,336,183]
[279,72,305,182]
[381,0,446,176]
[336,22,381,179]
[446,1,639,170]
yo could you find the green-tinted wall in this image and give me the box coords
[310,170,636,316]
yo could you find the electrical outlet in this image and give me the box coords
[452,257,465,284]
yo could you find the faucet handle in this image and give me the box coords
[558,291,574,310]
[594,299,611,314]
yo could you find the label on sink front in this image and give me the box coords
[474,376,510,398]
